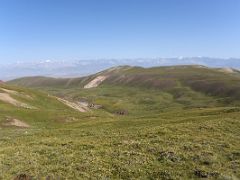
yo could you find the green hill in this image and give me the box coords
[0,83,90,128]
[9,65,240,103]
[7,76,87,88]
[2,65,240,179]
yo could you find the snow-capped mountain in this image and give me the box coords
[0,57,240,80]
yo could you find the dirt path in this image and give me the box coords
[56,97,89,112]
[84,76,108,88]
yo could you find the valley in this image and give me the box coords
[1,65,240,179]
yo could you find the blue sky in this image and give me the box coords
[0,0,239,63]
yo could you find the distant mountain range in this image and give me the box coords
[1,57,240,80]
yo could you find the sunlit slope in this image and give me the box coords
[0,83,89,129]
[101,66,240,102]
[8,65,240,100]
[1,66,240,179]
[7,76,87,88]
[1,83,240,179]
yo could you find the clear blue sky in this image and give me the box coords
[0,0,239,63]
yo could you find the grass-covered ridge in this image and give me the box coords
[2,65,240,179]
[9,65,240,101]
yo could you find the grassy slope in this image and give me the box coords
[0,84,92,128]
[7,76,87,88]
[8,65,240,102]
[2,66,240,179]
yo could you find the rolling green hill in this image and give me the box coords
[0,83,90,128]
[2,65,240,179]
[9,65,240,103]
[7,76,87,88]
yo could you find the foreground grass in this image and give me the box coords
[0,85,240,179]
[1,109,240,179]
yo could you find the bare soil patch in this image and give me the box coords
[2,117,30,128]
[56,97,89,112]
[0,88,33,99]
[84,76,108,88]
[0,92,35,109]
[218,68,234,73]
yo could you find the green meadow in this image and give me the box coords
[1,66,240,179]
